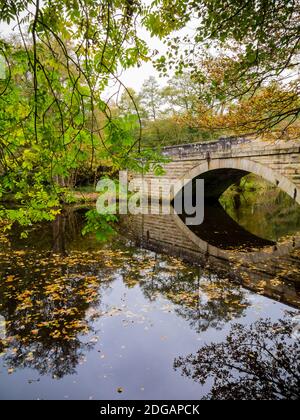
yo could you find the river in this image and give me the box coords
[0,182,299,400]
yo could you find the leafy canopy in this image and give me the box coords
[0,0,166,232]
[151,0,300,136]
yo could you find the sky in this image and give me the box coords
[119,29,168,92]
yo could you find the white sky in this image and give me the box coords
[119,56,165,91]
[119,28,168,91]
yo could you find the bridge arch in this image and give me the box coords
[172,157,300,205]
[171,212,300,263]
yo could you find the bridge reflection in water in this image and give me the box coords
[122,201,300,310]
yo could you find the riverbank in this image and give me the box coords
[68,190,98,203]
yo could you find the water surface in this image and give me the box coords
[0,185,299,400]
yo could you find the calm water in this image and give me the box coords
[0,186,299,400]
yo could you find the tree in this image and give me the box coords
[140,76,164,121]
[0,1,166,232]
[2,0,299,233]
[177,77,300,139]
[149,0,300,136]
[117,88,143,117]
[161,73,198,115]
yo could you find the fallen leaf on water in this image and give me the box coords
[25,352,34,361]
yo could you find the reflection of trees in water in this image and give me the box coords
[221,183,300,242]
[43,208,87,254]
[7,207,91,255]
[52,211,68,255]
[0,252,113,378]
[174,315,300,400]
[4,331,89,379]
[121,255,250,333]
[174,278,249,333]
[0,207,120,375]
[0,238,158,379]
[133,258,249,333]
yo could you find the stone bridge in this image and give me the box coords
[144,136,300,204]
[126,136,300,308]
